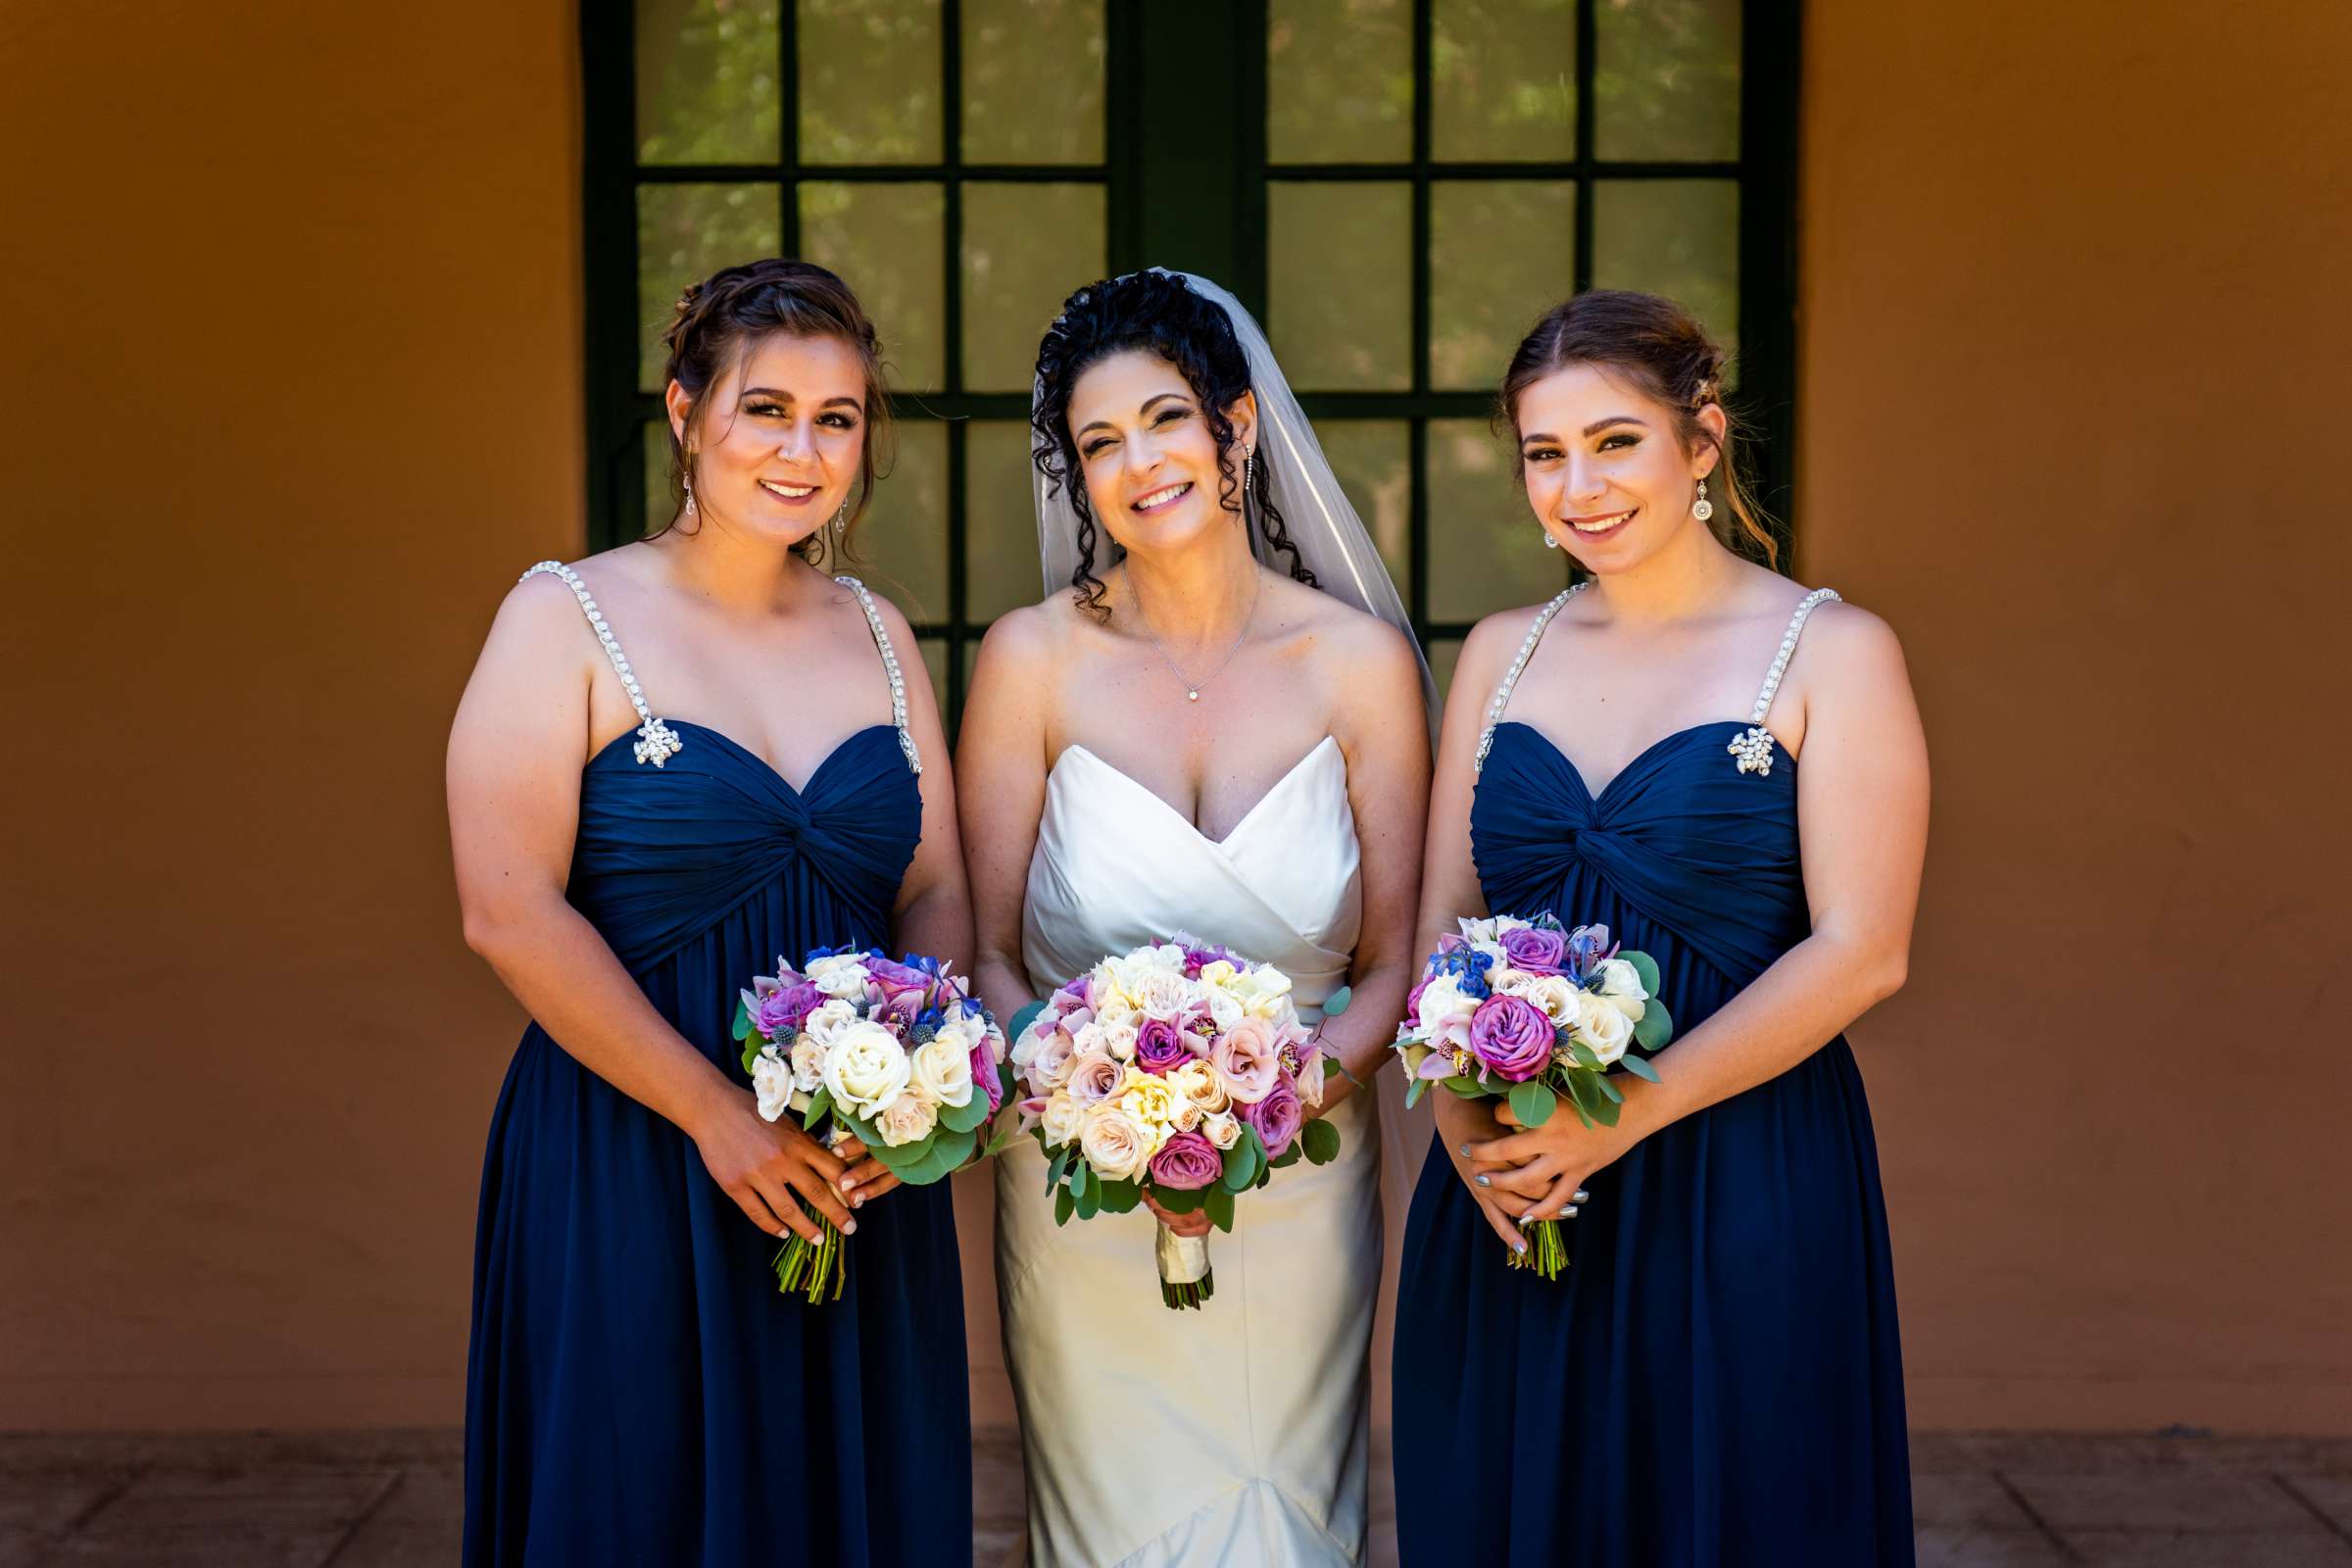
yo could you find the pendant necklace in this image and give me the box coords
[1130,569,1261,702]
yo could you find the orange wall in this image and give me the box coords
[5,0,2347,1435]
[1799,1,2352,1429]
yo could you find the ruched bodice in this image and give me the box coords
[465,566,969,1568]
[998,734,1385,1567]
[1395,591,1912,1568]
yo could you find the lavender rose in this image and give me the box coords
[1238,1070,1303,1158]
[1467,994,1553,1082]
[1499,924,1570,977]
[756,982,827,1040]
[1134,1017,1191,1076]
[864,956,941,1009]
[1148,1129,1224,1190]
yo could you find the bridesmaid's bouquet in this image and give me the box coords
[734,947,1011,1303]
[1392,914,1673,1280]
[1000,938,1345,1309]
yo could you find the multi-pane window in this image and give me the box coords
[585,0,1791,721]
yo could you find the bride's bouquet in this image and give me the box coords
[734,946,1010,1302]
[1001,938,1345,1309]
[1392,915,1673,1280]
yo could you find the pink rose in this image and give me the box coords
[1134,1017,1191,1076]
[1147,1130,1223,1190]
[1063,1051,1125,1106]
[1209,1016,1281,1104]
[1468,995,1553,1082]
[1239,1071,1302,1158]
[1499,924,1570,977]
[755,982,826,1040]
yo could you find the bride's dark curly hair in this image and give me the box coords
[1030,271,1316,618]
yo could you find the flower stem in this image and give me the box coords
[771,1202,850,1304]
[1505,1219,1569,1281]
[1160,1269,1216,1311]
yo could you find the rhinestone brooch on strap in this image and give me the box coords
[1473,584,1585,777]
[834,575,923,776]
[1727,587,1841,778]
[520,561,685,768]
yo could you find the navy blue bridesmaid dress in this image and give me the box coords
[465,563,971,1567]
[1394,587,1911,1567]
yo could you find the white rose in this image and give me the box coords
[1458,916,1502,944]
[1414,974,1480,1034]
[752,1049,798,1122]
[1134,971,1194,1022]
[1203,987,1244,1033]
[1574,990,1634,1066]
[910,1036,976,1109]
[1040,1091,1085,1147]
[1201,1109,1243,1151]
[1592,958,1649,1022]
[1103,1022,1140,1062]
[1198,958,1240,989]
[874,1093,937,1147]
[1094,998,1140,1037]
[1488,965,1536,996]
[822,1021,912,1116]
[1515,974,1584,1030]
[1078,1105,1152,1183]
[802,999,861,1047]
[931,1014,985,1055]
[807,954,872,1000]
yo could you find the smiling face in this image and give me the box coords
[666,331,867,550]
[1515,363,1725,574]
[1065,348,1256,560]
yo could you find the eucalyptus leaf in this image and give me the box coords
[1508,1078,1557,1128]
[740,1040,761,1076]
[1006,999,1048,1044]
[1047,1146,1072,1193]
[732,998,754,1041]
[1204,1185,1236,1233]
[1054,1185,1075,1226]
[941,1092,991,1135]
[1152,1185,1206,1214]
[1222,1131,1263,1193]
[1404,1078,1429,1109]
[1301,1117,1341,1166]
[1567,1040,1603,1071]
[1618,1053,1661,1083]
[1442,1075,1490,1099]
[1634,1000,1674,1052]
[1593,1073,1624,1104]
[1098,1178,1143,1214]
[801,1086,833,1132]
[1321,984,1353,1016]
[1626,950,1661,999]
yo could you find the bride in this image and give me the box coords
[958,270,1431,1566]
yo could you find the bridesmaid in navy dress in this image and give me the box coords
[1393,291,1928,1566]
[449,260,975,1566]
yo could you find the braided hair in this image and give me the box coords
[655,259,892,562]
[1031,271,1317,619]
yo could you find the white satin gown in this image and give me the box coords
[996,734,1383,1566]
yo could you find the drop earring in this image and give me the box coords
[1692,476,1714,523]
[1542,529,1559,549]
[681,461,696,518]
[833,494,849,543]
[1242,451,1254,520]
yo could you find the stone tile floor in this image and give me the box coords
[2,1428,2346,1565]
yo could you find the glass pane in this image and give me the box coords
[965,420,1045,621]
[1592,179,1740,357]
[1432,0,1577,163]
[964,0,1104,164]
[920,637,950,716]
[1268,0,1412,164]
[1595,0,1740,162]
[962,183,1106,392]
[644,418,680,536]
[799,181,947,390]
[1269,181,1410,390]
[851,417,948,622]
[1428,635,1466,704]
[1426,417,1569,622]
[1430,180,1574,390]
[637,183,783,391]
[798,0,942,165]
[635,0,782,165]
[1310,420,1411,605]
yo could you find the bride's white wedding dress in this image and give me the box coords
[995,733,1382,1566]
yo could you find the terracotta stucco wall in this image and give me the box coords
[4,0,2346,1434]
[1798,1,2352,1430]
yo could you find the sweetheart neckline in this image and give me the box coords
[1050,734,1342,849]
[586,718,897,798]
[1488,718,1797,803]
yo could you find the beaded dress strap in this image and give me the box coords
[834,575,923,776]
[1473,584,1586,777]
[1726,587,1840,777]
[519,561,684,767]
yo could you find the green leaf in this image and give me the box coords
[981,1121,1023,1159]
[1321,984,1353,1016]
[1047,1145,1072,1193]
[1441,1075,1490,1099]
[1634,999,1674,1053]
[1223,1126,1265,1192]
[1073,1177,1101,1220]
[1069,1158,1093,1204]
[1566,1040,1603,1071]
[1097,1178,1143,1214]
[801,1086,833,1132]
[1152,1184,1206,1214]
[740,1039,761,1076]
[1592,1073,1623,1104]
[1625,950,1661,1000]
[1561,1072,1601,1130]
[940,1091,992,1134]
[1268,1146,1301,1170]
[1301,1117,1342,1166]
[1617,1053,1661,1084]
[1006,999,1048,1044]
[1508,1078,1557,1128]
[1403,1077,1428,1109]
[732,998,754,1041]
[1204,1185,1236,1233]
[1054,1184,1075,1226]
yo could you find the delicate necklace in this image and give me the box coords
[1128,569,1262,702]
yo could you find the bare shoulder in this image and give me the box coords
[971,592,1082,684]
[490,561,606,663]
[1798,593,1907,680]
[836,570,920,646]
[1456,598,1562,697]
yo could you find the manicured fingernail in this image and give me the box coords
[1574,1189,1590,1203]
[840,1176,857,1191]
[1517,1214,1534,1227]
[1515,1241,1528,1255]
[1565,1205,1579,1218]
[1474,1174,1490,1187]
[843,1219,858,1235]
[853,1195,864,1208]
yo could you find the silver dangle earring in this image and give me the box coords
[1692,476,1714,523]
[681,462,697,518]
[1242,451,1254,519]
[833,494,849,543]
